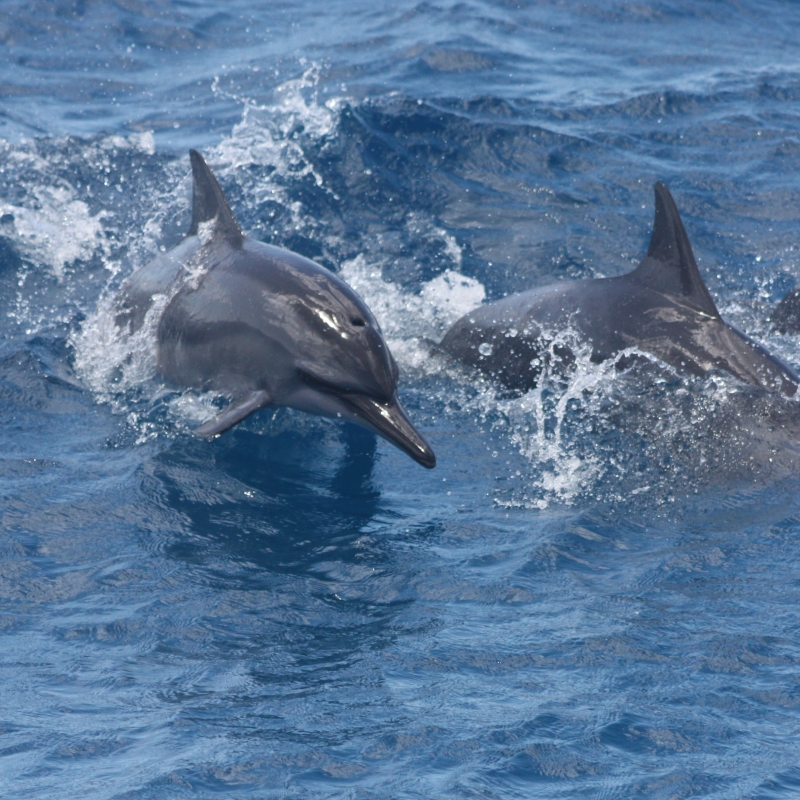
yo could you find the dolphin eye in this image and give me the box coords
[350,316,366,327]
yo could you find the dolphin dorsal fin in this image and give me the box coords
[631,182,719,317]
[188,149,244,247]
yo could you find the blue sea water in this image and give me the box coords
[4,1,800,797]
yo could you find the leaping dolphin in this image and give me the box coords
[115,150,436,468]
[440,183,799,397]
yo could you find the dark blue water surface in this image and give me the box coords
[5,1,800,797]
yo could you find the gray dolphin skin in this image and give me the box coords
[772,287,800,334]
[440,183,799,397]
[115,150,436,468]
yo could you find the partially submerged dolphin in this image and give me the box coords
[440,183,799,397]
[115,150,436,468]
[772,287,800,334]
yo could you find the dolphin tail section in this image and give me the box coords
[195,389,272,438]
[188,149,244,247]
[631,183,720,318]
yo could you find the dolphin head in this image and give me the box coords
[283,270,436,469]
[292,278,398,398]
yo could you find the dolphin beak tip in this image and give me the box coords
[341,392,437,469]
[416,447,437,469]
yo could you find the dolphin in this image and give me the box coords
[115,150,436,468]
[440,183,799,397]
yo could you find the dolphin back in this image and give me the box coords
[440,182,800,398]
[115,151,243,332]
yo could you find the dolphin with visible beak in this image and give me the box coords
[440,183,799,398]
[115,150,435,468]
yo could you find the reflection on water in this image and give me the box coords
[148,421,384,577]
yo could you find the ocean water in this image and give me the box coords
[4,1,800,797]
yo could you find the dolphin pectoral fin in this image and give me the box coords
[341,392,436,469]
[632,183,720,318]
[195,389,272,438]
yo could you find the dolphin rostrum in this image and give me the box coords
[115,150,436,468]
[440,183,799,397]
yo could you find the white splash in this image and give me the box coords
[0,131,158,281]
[211,64,338,220]
[419,269,483,326]
[0,184,110,279]
[499,338,620,507]
[342,256,482,338]
[71,290,167,403]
